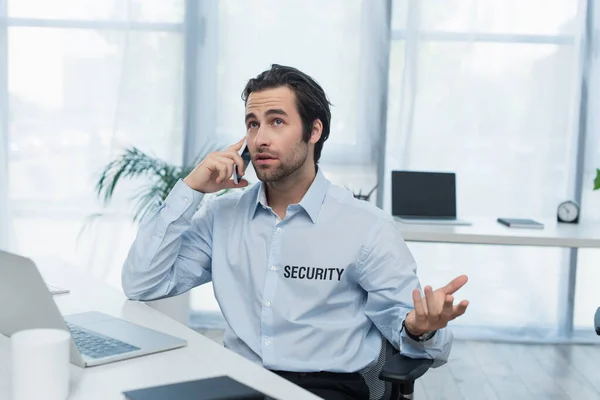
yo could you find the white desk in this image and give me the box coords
[395,217,600,248]
[395,217,600,340]
[0,259,321,400]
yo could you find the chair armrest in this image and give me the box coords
[595,307,600,336]
[378,353,434,383]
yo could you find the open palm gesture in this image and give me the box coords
[404,275,470,336]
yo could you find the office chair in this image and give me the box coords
[360,335,433,400]
[595,307,600,335]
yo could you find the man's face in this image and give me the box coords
[244,86,313,183]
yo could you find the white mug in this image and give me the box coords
[11,328,71,400]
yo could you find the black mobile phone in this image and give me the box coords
[233,144,251,184]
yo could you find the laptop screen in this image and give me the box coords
[391,171,457,218]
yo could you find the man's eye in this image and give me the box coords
[248,121,258,129]
[273,119,283,125]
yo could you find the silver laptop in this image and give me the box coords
[0,250,187,367]
[391,170,471,226]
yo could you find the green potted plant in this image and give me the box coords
[94,144,226,223]
[90,143,236,324]
[595,169,600,191]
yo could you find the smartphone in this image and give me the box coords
[233,141,252,184]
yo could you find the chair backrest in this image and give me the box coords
[360,335,397,400]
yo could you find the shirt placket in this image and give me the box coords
[260,219,284,367]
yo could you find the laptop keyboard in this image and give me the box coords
[65,321,140,359]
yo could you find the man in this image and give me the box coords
[122,64,469,400]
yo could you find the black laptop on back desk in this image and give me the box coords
[391,170,471,226]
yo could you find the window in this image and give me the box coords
[384,0,588,338]
[574,2,600,330]
[4,0,185,286]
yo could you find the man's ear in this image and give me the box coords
[309,119,323,145]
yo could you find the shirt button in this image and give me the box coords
[270,266,277,271]
[182,197,189,204]
[264,301,271,307]
[264,340,271,346]
[276,227,282,233]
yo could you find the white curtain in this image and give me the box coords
[2,0,185,288]
[384,0,590,340]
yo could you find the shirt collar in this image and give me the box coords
[251,167,328,224]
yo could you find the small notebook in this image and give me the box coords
[497,218,544,229]
[122,375,269,400]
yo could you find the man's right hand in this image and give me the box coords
[183,137,249,193]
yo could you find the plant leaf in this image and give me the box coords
[129,183,166,223]
[75,212,106,245]
[594,168,600,191]
[94,141,231,223]
[95,147,171,205]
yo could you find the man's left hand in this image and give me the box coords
[404,275,470,336]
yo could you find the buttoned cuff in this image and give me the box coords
[162,179,205,221]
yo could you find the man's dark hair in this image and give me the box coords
[241,64,331,163]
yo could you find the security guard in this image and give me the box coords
[122,64,469,400]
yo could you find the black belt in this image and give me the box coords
[270,370,362,381]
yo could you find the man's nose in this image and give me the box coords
[254,126,270,147]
